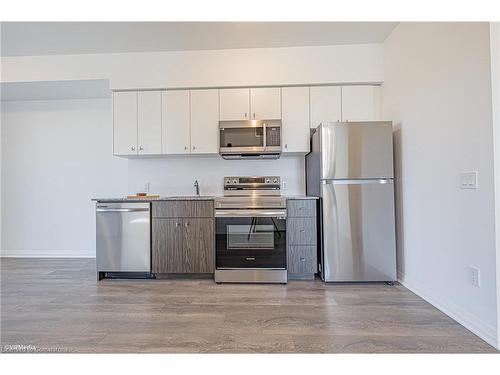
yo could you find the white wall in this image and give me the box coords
[491,22,500,348]
[127,156,304,197]
[383,22,498,347]
[0,44,384,90]
[1,99,128,257]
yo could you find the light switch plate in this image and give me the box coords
[460,171,478,189]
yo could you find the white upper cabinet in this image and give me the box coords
[219,87,281,121]
[113,90,162,156]
[341,85,381,122]
[281,87,310,153]
[113,84,381,158]
[137,91,162,155]
[310,86,342,128]
[190,89,219,154]
[219,88,250,121]
[162,90,191,154]
[250,88,281,120]
[113,91,138,156]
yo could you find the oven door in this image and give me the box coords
[215,210,286,269]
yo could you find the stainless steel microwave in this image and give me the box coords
[219,119,282,159]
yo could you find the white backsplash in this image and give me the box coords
[127,155,305,196]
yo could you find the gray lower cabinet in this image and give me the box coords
[183,218,214,273]
[288,246,317,275]
[287,218,317,245]
[287,199,317,218]
[287,199,318,280]
[152,201,214,274]
[152,218,183,273]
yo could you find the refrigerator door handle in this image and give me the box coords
[321,179,393,185]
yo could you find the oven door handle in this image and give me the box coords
[215,209,287,218]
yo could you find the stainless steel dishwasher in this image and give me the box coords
[96,202,151,280]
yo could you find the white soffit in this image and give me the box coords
[0,80,111,101]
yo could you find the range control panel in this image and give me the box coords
[224,176,280,186]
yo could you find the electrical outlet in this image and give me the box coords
[468,266,480,287]
[282,180,288,190]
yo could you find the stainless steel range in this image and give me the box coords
[215,176,287,283]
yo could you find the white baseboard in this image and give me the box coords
[398,271,498,350]
[0,249,95,258]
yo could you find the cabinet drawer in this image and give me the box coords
[287,199,316,217]
[152,200,214,218]
[287,217,317,245]
[287,246,317,274]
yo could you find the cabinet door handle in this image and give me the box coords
[246,257,255,261]
[253,113,256,119]
[300,257,306,262]
[285,144,288,150]
[184,222,189,227]
[299,229,305,233]
[175,222,180,227]
[192,146,196,150]
[139,146,143,151]
[244,112,247,119]
[184,146,188,150]
[131,146,136,151]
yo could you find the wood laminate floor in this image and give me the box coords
[0,258,496,353]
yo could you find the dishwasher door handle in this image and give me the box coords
[96,208,150,212]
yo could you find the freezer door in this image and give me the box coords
[320,122,394,179]
[321,179,396,281]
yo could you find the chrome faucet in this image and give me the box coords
[194,180,200,196]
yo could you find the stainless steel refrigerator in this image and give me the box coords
[306,122,396,282]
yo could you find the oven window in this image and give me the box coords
[227,224,274,249]
[220,127,264,148]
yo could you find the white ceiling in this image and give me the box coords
[1,22,398,57]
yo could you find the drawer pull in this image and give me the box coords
[245,257,256,261]
[299,229,305,232]
[300,257,306,262]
